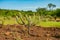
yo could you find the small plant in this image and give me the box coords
[0,19,4,28]
[15,12,35,35]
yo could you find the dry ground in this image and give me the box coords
[0,24,60,40]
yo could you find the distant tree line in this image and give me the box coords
[0,3,60,19]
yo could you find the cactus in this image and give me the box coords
[15,12,33,34]
[16,13,25,25]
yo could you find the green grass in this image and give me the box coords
[4,19,18,25]
[39,21,60,27]
[0,17,18,25]
[0,17,60,27]
[1,19,60,27]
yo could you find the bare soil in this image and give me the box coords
[0,24,60,40]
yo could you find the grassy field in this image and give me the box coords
[3,20,60,27]
[39,22,60,27]
[0,17,60,27]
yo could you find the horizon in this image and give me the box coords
[0,0,60,11]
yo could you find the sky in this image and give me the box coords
[0,0,60,11]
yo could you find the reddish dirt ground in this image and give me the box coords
[0,24,60,40]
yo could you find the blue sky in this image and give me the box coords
[0,0,60,11]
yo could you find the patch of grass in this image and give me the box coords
[4,18,18,25]
[39,21,60,27]
[0,17,60,27]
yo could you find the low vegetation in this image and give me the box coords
[0,3,60,40]
[0,3,60,27]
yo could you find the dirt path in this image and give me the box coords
[0,24,60,40]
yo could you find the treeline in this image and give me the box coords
[0,3,60,19]
[0,8,60,18]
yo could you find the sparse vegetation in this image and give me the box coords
[0,3,60,40]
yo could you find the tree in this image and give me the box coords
[48,3,53,10]
[48,3,56,21]
[55,9,60,17]
[36,8,47,21]
[36,8,47,16]
[48,3,56,10]
[52,4,56,9]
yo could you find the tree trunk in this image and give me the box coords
[54,17,56,22]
